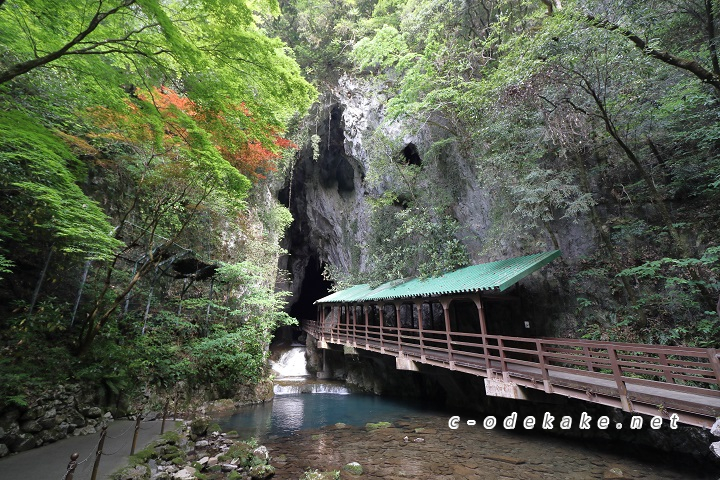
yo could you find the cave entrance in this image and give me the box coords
[291,257,332,320]
[276,257,332,346]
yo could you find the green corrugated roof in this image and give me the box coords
[316,250,561,304]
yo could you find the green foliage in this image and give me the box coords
[351,25,410,71]
[0,110,122,260]
[190,328,268,397]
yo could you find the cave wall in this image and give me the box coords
[279,74,593,334]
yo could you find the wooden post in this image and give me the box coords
[63,452,79,480]
[351,303,356,346]
[473,295,490,371]
[608,345,633,412]
[395,303,402,353]
[707,348,720,386]
[90,425,107,480]
[416,301,425,360]
[536,339,552,393]
[161,398,169,434]
[498,337,507,377]
[320,305,326,342]
[330,306,336,343]
[364,303,370,348]
[657,352,675,384]
[130,415,142,455]
[441,299,454,368]
[583,345,596,372]
[379,305,385,352]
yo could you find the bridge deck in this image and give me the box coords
[304,321,720,429]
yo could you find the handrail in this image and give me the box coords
[303,320,720,395]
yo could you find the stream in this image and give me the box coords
[216,346,717,479]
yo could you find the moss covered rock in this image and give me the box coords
[365,421,391,431]
[343,461,363,475]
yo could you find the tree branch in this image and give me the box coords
[0,0,137,85]
[584,14,720,93]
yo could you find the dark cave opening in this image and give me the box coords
[275,257,332,346]
[290,257,332,321]
[401,143,422,166]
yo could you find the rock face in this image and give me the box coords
[280,73,579,334]
[0,384,114,455]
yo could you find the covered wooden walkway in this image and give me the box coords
[306,251,720,429]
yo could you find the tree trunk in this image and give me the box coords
[28,244,54,318]
[706,0,720,76]
[70,260,92,328]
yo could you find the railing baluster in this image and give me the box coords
[536,339,552,393]
[708,348,720,386]
[657,352,675,384]
[608,345,632,412]
[583,345,595,372]
[498,337,507,374]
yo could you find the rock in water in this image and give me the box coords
[343,462,363,475]
[711,419,720,438]
[710,441,720,459]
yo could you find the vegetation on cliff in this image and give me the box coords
[271,0,720,346]
[0,0,315,409]
[2,0,720,413]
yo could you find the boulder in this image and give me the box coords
[710,441,720,459]
[10,433,36,452]
[20,420,43,434]
[115,464,150,480]
[190,417,210,437]
[253,445,270,462]
[74,425,96,436]
[57,422,70,436]
[603,468,624,479]
[249,464,275,479]
[172,466,196,479]
[37,428,62,445]
[38,415,58,430]
[0,409,21,430]
[65,409,86,428]
[0,443,9,457]
[20,406,43,421]
[711,419,720,438]
[343,462,363,475]
[84,407,102,419]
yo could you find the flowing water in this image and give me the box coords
[216,346,719,479]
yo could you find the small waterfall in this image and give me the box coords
[274,383,350,395]
[271,346,349,395]
[270,347,310,380]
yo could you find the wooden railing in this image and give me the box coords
[304,319,720,425]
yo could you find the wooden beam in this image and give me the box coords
[440,299,454,368]
[415,301,425,361]
[395,302,402,354]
